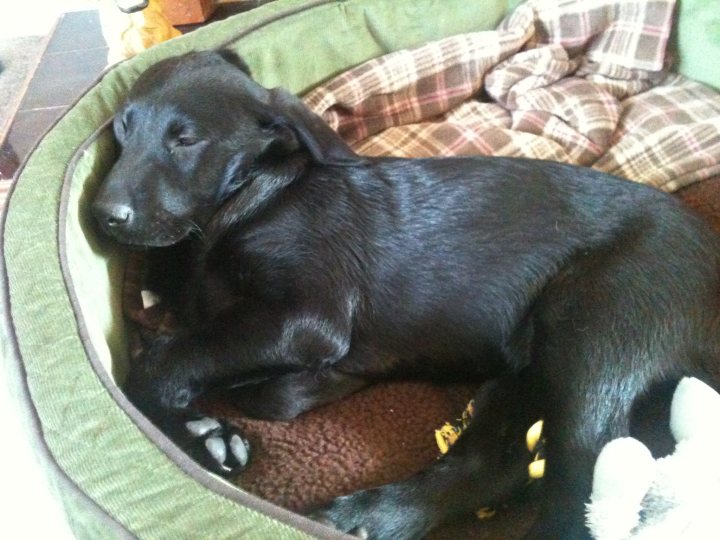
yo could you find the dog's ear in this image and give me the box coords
[216,49,252,77]
[263,88,363,166]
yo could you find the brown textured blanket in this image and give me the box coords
[123,0,720,537]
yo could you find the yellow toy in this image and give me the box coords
[435,401,545,520]
[99,0,181,65]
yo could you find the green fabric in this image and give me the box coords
[64,126,130,383]
[234,0,511,93]
[49,467,128,540]
[673,0,720,90]
[2,0,509,538]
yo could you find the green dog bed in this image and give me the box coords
[2,0,719,539]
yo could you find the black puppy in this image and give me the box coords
[93,50,720,539]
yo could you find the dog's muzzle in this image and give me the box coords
[93,201,134,233]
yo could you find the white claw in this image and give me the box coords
[205,436,227,465]
[230,434,249,467]
[185,417,221,437]
[141,289,161,309]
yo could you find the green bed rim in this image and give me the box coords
[1,1,511,538]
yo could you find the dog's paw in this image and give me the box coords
[311,492,373,539]
[174,415,250,477]
[311,488,428,540]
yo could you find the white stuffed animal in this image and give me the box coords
[586,377,720,540]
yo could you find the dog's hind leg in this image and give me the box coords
[314,376,541,540]
[520,338,663,540]
[520,238,720,539]
[519,367,636,539]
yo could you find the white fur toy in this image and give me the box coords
[586,377,720,540]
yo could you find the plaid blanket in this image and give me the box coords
[303,0,720,192]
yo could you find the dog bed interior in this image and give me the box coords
[2,0,720,539]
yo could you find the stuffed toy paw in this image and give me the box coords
[586,377,720,540]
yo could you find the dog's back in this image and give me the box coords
[207,154,720,385]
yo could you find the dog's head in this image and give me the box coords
[92,50,359,247]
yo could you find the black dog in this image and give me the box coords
[92,50,720,539]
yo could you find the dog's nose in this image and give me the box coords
[94,202,134,228]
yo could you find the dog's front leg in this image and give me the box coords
[123,302,358,476]
[123,333,255,476]
[313,377,539,540]
[222,368,368,421]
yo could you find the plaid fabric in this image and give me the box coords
[304,0,720,192]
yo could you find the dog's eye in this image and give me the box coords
[167,122,202,155]
[168,129,200,152]
[167,134,202,156]
[176,134,198,147]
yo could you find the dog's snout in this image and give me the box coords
[94,202,134,229]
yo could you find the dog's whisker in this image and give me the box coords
[187,220,206,241]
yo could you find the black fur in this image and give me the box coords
[92,51,720,539]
